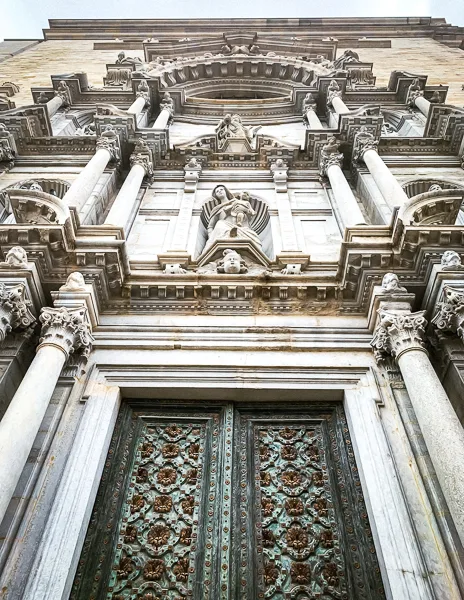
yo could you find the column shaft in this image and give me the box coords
[0,345,66,525]
[305,108,323,129]
[326,163,366,227]
[23,384,121,600]
[363,149,409,210]
[46,96,63,117]
[152,108,171,129]
[331,95,350,114]
[62,148,112,212]
[127,95,146,116]
[105,163,145,231]
[415,95,431,117]
[397,349,464,545]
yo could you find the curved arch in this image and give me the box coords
[8,178,71,199]
[398,188,464,226]
[401,178,464,199]
[6,189,71,225]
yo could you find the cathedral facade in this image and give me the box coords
[0,17,464,599]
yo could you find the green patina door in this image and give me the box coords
[71,402,385,600]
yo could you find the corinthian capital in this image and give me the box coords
[326,80,342,107]
[431,285,464,341]
[371,310,427,363]
[0,283,36,344]
[318,136,343,177]
[135,80,150,107]
[96,126,121,162]
[353,127,379,163]
[130,151,154,178]
[38,306,94,360]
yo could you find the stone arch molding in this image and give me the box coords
[2,180,72,226]
[399,178,464,226]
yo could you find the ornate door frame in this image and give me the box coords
[22,361,434,600]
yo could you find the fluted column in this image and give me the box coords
[372,309,464,545]
[327,81,349,114]
[127,80,150,116]
[0,305,93,526]
[270,159,299,252]
[62,128,120,212]
[353,127,409,210]
[302,93,323,129]
[170,158,202,251]
[105,145,153,232]
[319,137,366,227]
[0,282,35,345]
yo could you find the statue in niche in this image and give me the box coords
[115,51,143,65]
[203,185,262,253]
[215,114,261,146]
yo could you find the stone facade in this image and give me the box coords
[0,16,464,600]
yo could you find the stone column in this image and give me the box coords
[152,92,174,129]
[270,159,299,252]
[105,146,153,232]
[327,81,349,114]
[43,80,71,117]
[406,79,436,118]
[62,127,120,212]
[372,308,464,545]
[23,382,121,600]
[0,305,93,526]
[170,158,202,252]
[302,93,323,129]
[353,127,409,210]
[127,80,150,116]
[0,282,35,345]
[319,137,366,228]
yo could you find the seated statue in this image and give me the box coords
[203,185,262,253]
[215,114,261,146]
[115,51,143,65]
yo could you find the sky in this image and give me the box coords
[1,0,463,41]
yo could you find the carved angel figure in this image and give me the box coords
[215,114,260,146]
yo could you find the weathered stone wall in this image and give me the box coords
[1,38,463,108]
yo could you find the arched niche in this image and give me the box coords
[6,188,72,226]
[398,184,464,227]
[401,178,464,199]
[9,178,71,199]
[195,190,273,259]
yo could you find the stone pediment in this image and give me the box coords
[196,239,271,271]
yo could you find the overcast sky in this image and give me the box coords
[1,0,463,41]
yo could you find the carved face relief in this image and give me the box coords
[381,272,406,293]
[214,185,227,202]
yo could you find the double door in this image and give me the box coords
[72,402,385,599]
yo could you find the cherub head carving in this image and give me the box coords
[0,246,28,269]
[441,250,462,269]
[381,272,407,294]
[59,272,86,292]
[217,249,248,274]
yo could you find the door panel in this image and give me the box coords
[72,403,385,600]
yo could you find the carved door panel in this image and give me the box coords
[72,403,385,600]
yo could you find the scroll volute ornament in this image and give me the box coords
[371,310,428,363]
[0,282,35,344]
[431,285,464,341]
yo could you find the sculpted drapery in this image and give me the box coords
[203,185,262,253]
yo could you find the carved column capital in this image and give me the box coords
[0,282,36,344]
[135,81,151,107]
[406,79,424,107]
[431,285,464,341]
[352,127,379,163]
[319,151,343,177]
[130,152,154,178]
[38,306,94,360]
[96,128,121,162]
[0,124,16,166]
[371,310,428,363]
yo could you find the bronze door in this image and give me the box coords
[71,403,385,600]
